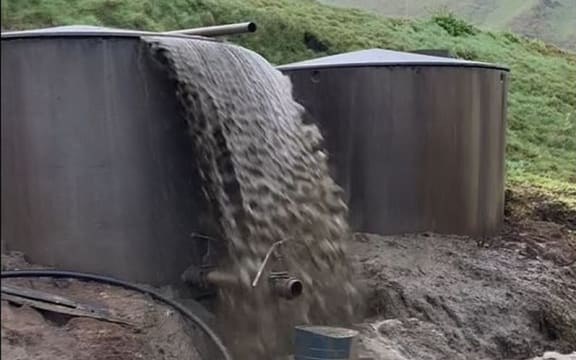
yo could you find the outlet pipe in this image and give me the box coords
[164,22,257,37]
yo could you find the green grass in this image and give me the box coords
[321,0,576,50]
[483,0,535,27]
[2,0,575,200]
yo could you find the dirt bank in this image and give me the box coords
[354,189,576,360]
[1,256,206,360]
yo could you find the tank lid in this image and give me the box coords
[277,48,508,71]
[1,25,210,40]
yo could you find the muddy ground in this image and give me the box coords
[1,256,207,360]
[354,188,576,360]
[2,187,576,360]
[353,232,575,360]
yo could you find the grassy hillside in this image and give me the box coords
[321,0,576,50]
[2,0,575,199]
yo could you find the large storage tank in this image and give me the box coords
[279,49,509,236]
[1,26,216,286]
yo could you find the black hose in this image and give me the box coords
[1,269,232,360]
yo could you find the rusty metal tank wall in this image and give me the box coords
[1,32,212,286]
[281,65,508,236]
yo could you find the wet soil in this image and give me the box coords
[354,189,576,360]
[1,258,205,360]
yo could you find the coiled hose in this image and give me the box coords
[1,269,232,360]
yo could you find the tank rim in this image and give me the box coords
[1,25,219,42]
[277,48,509,72]
[278,62,509,72]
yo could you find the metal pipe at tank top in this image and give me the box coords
[163,22,257,37]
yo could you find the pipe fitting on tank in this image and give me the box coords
[269,272,303,300]
[182,265,242,288]
[183,266,303,299]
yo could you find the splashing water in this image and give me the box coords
[145,37,360,359]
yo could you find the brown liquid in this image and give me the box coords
[145,37,359,359]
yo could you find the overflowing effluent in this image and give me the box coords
[144,37,359,359]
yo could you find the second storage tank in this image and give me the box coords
[279,49,509,236]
